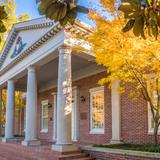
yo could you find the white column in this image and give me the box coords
[52,92,57,141]
[72,88,79,142]
[22,66,40,146]
[0,88,2,134]
[52,46,77,152]
[2,80,15,142]
[111,80,122,144]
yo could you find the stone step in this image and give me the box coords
[58,153,90,160]
[76,158,95,160]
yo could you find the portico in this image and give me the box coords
[0,17,108,152]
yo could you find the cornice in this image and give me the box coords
[0,21,55,69]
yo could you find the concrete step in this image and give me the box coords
[76,158,95,160]
[59,153,93,160]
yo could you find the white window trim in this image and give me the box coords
[89,86,105,134]
[23,111,26,132]
[148,104,160,135]
[147,77,160,135]
[41,100,49,133]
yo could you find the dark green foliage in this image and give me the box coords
[119,0,160,39]
[36,0,89,26]
[94,144,160,153]
[0,6,7,34]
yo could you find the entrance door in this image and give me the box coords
[72,88,79,142]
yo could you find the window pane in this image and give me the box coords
[41,102,48,131]
[92,91,104,130]
[43,104,48,117]
[43,118,48,130]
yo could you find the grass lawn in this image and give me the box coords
[93,144,160,153]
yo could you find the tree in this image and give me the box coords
[120,0,160,39]
[0,0,30,49]
[88,2,160,144]
[36,0,89,26]
[0,5,8,43]
[0,0,29,133]
[1,90,25,130]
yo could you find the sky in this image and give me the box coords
[15,0,101,23]
[15,0,107,24]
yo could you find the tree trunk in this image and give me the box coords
[154,122,159,145]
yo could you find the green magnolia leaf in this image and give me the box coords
[0,6,8,20]
[0,20,7,33]
[37,0,88,26]
[133,15,144,37]
[73,5,89,14]
[122,18,135,32]
[147,0,152,5]
[119,2,137,13]
[38,0,55,15]
[150,10,158,24]
[60,16,68,26]
[151,22,158,39]
[121,0,140,7]
[45,2,67,21]
[119,1,139,19]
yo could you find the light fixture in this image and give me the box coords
[80,96,86,102]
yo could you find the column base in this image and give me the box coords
[52,144,78,152]
[110,139,123,144]
[21,140,41,146]
[2,137,17,143]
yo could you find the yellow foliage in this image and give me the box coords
[88,3,160,142]
[1,90,25,127]
[0,0,30,50]
[88,4,160,131]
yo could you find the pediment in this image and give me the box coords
[0,17,55,70]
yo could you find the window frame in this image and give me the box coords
[89,86,105,134]
[147,77,160,134]
[41,100,49,133]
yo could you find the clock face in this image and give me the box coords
[11,36,27,59]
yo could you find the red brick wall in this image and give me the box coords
[74,72,112,145]
[37,89,56,141]
[121,83,160,144]
[84,150,160,160]
[36,72,158,145]
[36,72,111,144]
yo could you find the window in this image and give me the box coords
[148,78,160,134]
[41,100,49,133]
[90,86,105,134]
[24,109,26,131]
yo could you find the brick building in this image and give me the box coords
[0,17,156,153]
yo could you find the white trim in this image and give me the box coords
[89,86,105,134]
[40,129,48,133]
[52,92,57,141]
[147,78,160,134]
[41,100,49,133]
[111,80,121,143]
[89,86,104,93]
[148,104,160,134]
[72,87,79,142]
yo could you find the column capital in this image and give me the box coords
[27,66,36,73]
[7,79,14,83]
[58,45,72,54]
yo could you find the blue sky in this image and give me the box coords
[15,0,101,23]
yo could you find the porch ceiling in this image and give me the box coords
[15,54,104,91]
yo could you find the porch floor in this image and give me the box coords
[0,140,62,160]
